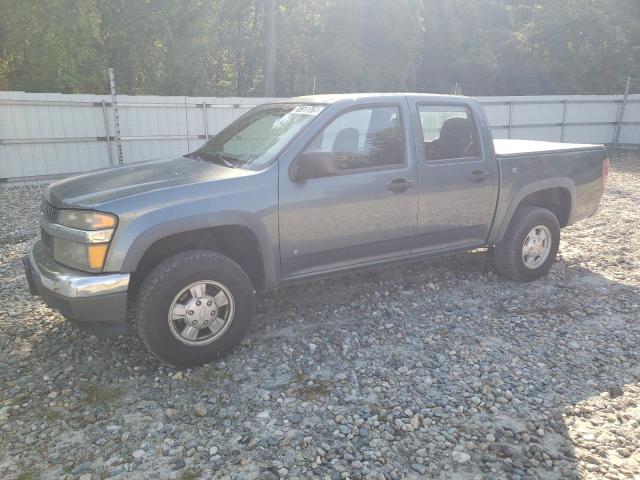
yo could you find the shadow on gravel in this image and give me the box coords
[487,264,640,479]
[251,258,640,479]
[4,249,640,479]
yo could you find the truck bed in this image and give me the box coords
[492,137,606,234]
[494,139,604,158]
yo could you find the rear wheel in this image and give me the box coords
[492,205,560,282]
[135,250,255,367]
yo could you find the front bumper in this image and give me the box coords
[24,241,130,333]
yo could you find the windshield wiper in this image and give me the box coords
[212,153,237,168]
[184,152,238,168]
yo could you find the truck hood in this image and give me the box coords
[46,157,247,209]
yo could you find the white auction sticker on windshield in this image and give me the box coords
[291,105,324,115]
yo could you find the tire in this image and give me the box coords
[134,250,255,367]
[492,205,560,282]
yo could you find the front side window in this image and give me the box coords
[418,106,480,161]
[189,103,326,170]
[305,106,405,172]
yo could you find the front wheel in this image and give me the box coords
[492,205,560,282]
[134,250,255,367]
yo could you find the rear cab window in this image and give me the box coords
[417,105,480,161]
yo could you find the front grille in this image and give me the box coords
[40,199,58,249]
[40,199,58,223]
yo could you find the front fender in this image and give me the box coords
[106,209,279,290]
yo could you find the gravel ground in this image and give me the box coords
[1,151,639,480]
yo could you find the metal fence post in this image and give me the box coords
[101,100,114,166]
[184,96,190,151]
[508,100,514,139]
[613,77,631,147]
[108,68,124,164]
[202,103,209,140]
[560,99,568,142]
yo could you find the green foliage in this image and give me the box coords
[179,468,202,480]
[15,472,37,480]
[416,0,640,95]
[0,0,637,95]
[80,383,123,406]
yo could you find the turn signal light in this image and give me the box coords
[87,244,109,270]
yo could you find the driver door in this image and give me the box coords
[278,103,419,278]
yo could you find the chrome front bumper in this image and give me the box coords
[24,241,130,333]
[27,240,129,298]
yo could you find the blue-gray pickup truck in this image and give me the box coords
[24,93,609,366]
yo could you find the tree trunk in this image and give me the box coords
[264,0,277,96]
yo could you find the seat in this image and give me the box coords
[434,117,475,159]
[332,128,360,153]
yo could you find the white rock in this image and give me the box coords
[410,415,420,429]
[132,449,146,460]
[452,451,471,463]
[165,408,178,419]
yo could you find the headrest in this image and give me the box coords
[332,127,360,153]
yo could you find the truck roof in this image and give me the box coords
[287,93,469,104]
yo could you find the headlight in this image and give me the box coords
[57,210,117,230]
[53,238,110,272]
[50,210,117,272]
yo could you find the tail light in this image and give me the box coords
[602,157,610,191]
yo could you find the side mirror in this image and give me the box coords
[291,150,338,181]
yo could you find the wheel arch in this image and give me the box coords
[120,213,278,297]
[492,178,575,244]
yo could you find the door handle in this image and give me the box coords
[466,170,493,183]
[385,178,416,193]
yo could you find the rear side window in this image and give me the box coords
[306,106,405,172]
[418,106,480,161]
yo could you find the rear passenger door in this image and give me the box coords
[412,103,498,252]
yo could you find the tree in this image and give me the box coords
[263,0,276,96]
[0,0,106,92]
[313,0,423,93]
[0,0,637,96]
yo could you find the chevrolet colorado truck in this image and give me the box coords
[24,94,609,367]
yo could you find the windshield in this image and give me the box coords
[187,103,326,170]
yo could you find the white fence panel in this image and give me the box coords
[0,91,113,178]
[1,92,638,181]
[476,94,640,146]
[478,104,510,127]
[620,99,640,145]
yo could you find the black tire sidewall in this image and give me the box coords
[515,211,560,280]
[495,206,561,282]
[136,251,255,367]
